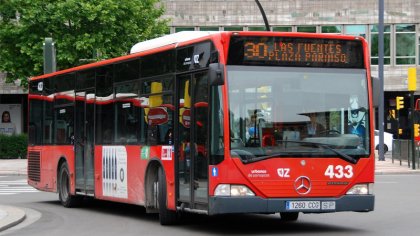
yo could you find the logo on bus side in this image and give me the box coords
[161,146,173,161]
[277,168,290,178]
[193,54,200,64]
[37,82,43,91]
[141,146,150,160]
[183,54,200,66]
[248,169,270,178]
[102,146,128,199]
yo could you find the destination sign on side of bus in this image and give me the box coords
[227,36,365,68]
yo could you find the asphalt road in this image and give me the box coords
[1,174,420,236]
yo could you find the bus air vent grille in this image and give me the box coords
[28,151,41,182]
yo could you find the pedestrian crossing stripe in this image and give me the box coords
[0,190,39,193]
[0,179,39,195]
[0,188,38,191]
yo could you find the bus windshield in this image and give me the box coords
[228,66,370,161]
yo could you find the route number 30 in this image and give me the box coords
[324,165,353,179]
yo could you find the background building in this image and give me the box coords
[162,0,420,138]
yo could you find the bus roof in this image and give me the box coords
[130,31,363,55]
[130,31,220,54]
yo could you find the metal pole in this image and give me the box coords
[411,92,416,169]
[378,0,385,161]
[43,38,56,74]
[254,0,271,31]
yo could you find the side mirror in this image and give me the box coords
[371,76,380,107]
[209,63,225,86]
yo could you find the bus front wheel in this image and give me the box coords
[157,167,178,225]
[58,162,80,207]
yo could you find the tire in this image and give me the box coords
[280,212,299,221]
[157,167,178,225]
[58,162,80,207]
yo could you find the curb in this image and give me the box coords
[0,205,26,232]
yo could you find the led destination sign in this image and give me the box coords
[245,41,348,63]
[228,36,365,68]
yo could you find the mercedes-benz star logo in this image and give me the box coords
[294,176,311,195]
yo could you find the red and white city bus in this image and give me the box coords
[28,31,375,225]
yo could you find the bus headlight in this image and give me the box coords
[346,183,374,195]
[214,184,255,196]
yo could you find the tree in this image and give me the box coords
[0,0,169,87]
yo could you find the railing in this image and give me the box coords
[391,139,420,169]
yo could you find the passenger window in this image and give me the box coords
[141,78,174,145]
[115,82,140,144]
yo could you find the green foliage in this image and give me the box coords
[0,0,169,88]
[0,134,28,159]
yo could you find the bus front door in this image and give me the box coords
[177,72,209,210]
[75,90,95,195]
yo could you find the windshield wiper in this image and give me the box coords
[241,151,304,164]
[242,140,358,164]
[313,142,358,164]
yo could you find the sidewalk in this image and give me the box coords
[375,157,420,174]
[0,159,27,176]
[0,205,25,232]
[1,156,420,232]
[0,159,28,233]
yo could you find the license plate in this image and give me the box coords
[285,201,336,210]
[286,201,320,210]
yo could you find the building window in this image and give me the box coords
[175,27,195,32]
[370,25,391,65]
[395,24,416,65]
[248,26,266,31]
[199,27,219,31]
[297,26,316,33]
[344,25,367,38]
[272,26,292,32]
[321,25,342,34]
[224,26,244,31]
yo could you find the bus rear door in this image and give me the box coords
[75,89,95,195]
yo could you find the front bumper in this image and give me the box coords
[208,195,374,215]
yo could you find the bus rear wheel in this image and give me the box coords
[58,162,80,207]
[280,212,299,221]
[157,167,178,225]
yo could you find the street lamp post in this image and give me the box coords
[378,0,385,161]
[254,0,271,31]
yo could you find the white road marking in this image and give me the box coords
[0,179,39,195]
